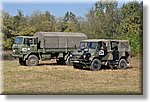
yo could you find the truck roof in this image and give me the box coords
[16,36,37,38]
[81,39,129,42]
[33,32,87,49]
[34,32,87,37]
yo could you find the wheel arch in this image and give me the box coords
[91,57,101,62]
[23,52,41,60]
[119,56,128,62]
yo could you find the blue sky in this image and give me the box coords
[2,3,94,17]
[1,0,143,17]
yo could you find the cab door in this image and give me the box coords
[33,37,38,51]
[96,41,108,60]
[110,41,119,61]
[23,38,38,53]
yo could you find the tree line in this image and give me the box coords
[1,1,143,55]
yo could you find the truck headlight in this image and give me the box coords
[27,48,30,51]
[13,50,15,52]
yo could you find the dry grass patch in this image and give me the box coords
[2,58,142,95]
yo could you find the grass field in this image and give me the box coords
[2,58,142,95]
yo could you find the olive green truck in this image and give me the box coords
[70,39,131,70]
[12,32,87,66]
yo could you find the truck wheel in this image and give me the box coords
[90,59,101,71]
[26,55,39,66]
[65,56,73,66]
[19,58,26,66]
[118,59,127,70]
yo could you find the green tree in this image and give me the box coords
[11,9,25,36]
[116,1,143,54]
[56,11,79,32]
[30,10,56,32]
[1,11,14,50]
[81,0,120,39]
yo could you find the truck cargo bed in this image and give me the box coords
[34,32,87,49]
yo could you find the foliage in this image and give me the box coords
[56,11,79,32]
[80,0,120,38]
[29,10,56,32]
[116,1,143,54]
[1,1,143,55]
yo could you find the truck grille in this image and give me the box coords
[71,55,81,61]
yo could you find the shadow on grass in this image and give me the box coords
[38,62,58,66]
[75,65,133,71]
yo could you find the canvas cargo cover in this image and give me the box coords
[34,32,87,49]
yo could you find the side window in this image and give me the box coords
[97,41,102,51]
[120,42,129,49]
[97,41,107,50]
[102,42,107,49]
[24,38,33,46]
[90,42,97,49]
[111,41,119,50]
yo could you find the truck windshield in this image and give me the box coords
[14,37,23,44]
[79,42,97,49]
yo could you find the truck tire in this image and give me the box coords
[19,58,26,66]
[65,56,73,66]
[118,59,127,70]
[26,55,39,66]
[90,59,101,71]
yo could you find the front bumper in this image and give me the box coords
[72,59,91,67]
[12,54,23,58]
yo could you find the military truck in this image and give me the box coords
[70,39,130,71]
[12,32,87,66]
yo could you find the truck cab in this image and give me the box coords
[71,39,130,71]
[12,36,39,65]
